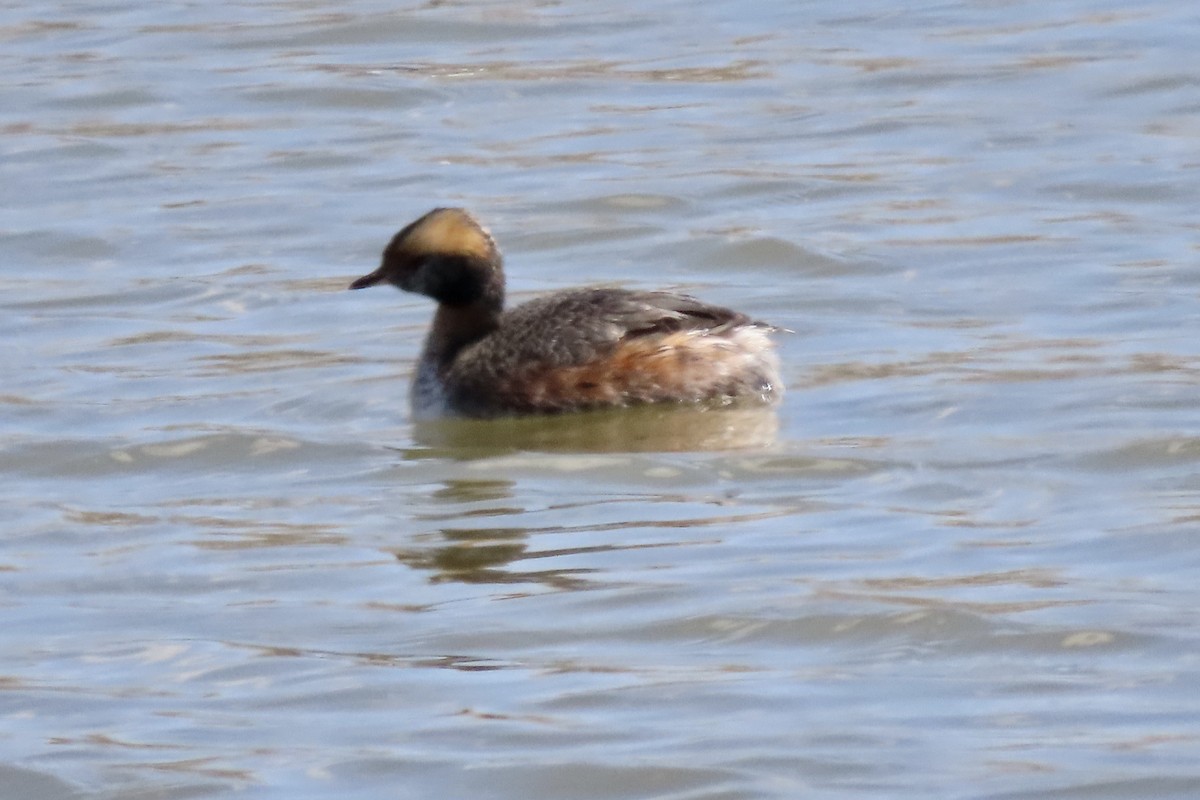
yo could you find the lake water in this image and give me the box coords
[2,1,1199,798]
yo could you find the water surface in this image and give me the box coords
[2,1,1199,798]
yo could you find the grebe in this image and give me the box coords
[349,208,783,418]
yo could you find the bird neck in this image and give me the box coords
[424,300,503,367]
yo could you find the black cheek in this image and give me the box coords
[381,251,420,289]
[424,255,490,306]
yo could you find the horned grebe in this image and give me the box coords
[349,208,783,419]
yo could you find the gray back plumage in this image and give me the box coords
[459,288,756,371]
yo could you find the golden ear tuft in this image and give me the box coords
[403,208,497,262]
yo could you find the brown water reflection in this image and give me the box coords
[391,473,801,587]
[394,529,601,589]
[413,404,779,454]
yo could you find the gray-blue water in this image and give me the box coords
[3,1,1199,798]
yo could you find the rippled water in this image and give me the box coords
[3,1,1199,798]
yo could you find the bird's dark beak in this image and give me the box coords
[349,267,385,290]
